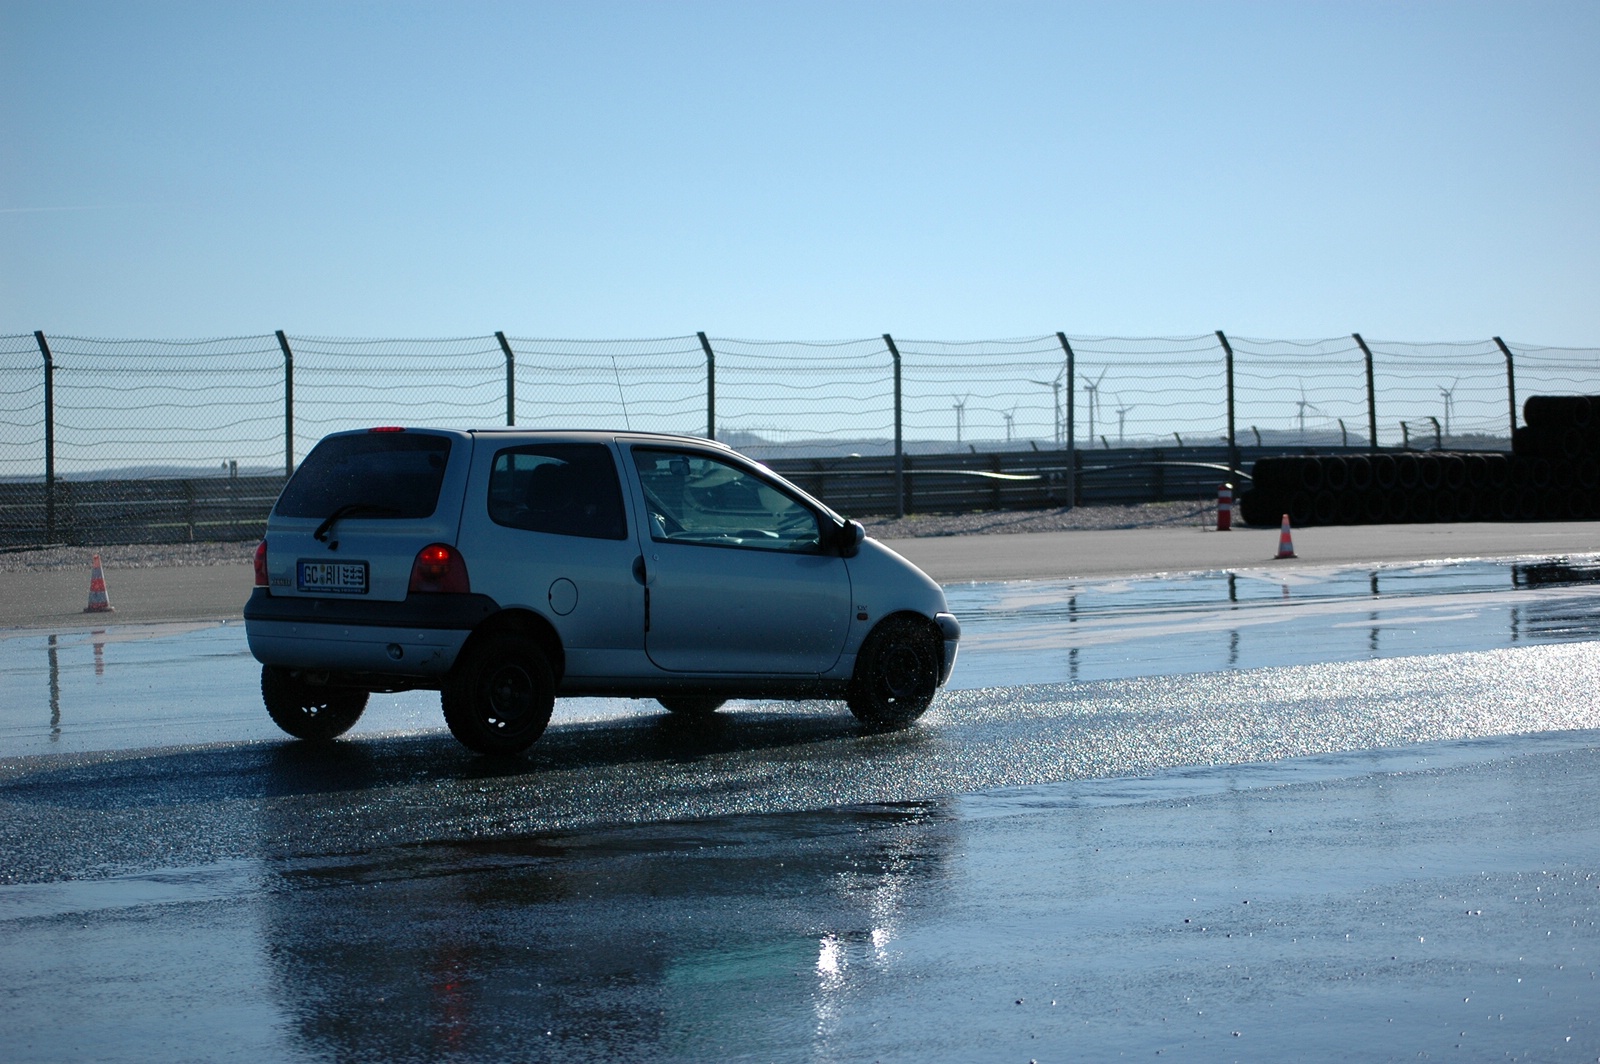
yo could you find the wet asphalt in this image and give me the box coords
[2,526,1599,1061]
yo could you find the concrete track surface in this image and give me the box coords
[1,519,1598,1062]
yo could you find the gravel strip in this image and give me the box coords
[0,541,257,573]
[0,501,1216,573]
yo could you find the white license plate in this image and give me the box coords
[297,560,369,594]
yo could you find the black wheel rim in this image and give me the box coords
[880,642,928,701]
[483,662,536,731]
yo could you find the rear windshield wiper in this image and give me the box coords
[314,503,402,542]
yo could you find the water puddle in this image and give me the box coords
[944,554,1600,687]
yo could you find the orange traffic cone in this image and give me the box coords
[84,553,115,612]
[1274,515,1296,559]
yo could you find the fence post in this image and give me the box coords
[1493,336,1517,442]
[494,332,517,426]
[697,332,716,440]
[1056,332,1076,508]
[1353,333,1378,452]
[1215,331,1237,475]
[34,331,54,541]
[276,331,295,477]
[883,333,904,518]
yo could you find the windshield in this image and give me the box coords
[275,433,452,519]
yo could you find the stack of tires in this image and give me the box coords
[1239,395,1600,527]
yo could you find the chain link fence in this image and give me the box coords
[2,329,1596,544]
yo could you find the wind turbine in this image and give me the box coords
[1027,366,1066,445]
[1002,404,1017,443]
[1294,380,1324,439]
[1439,378,1459,437]
[1114,394,1137,444]
[1081,368,1107,448]
[952,395,968,445]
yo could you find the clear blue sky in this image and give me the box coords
[3,0,1596,344]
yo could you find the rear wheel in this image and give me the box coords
[261,666,368,741]
[442,633,555,755]
[847,614,942,728]
[656,696,727,717]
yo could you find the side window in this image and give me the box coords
[488,443,628,540]
[633,447,822,552]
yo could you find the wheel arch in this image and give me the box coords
[853,609,946,681]
[459,608,566,684]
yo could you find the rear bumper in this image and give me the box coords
[243,588,496,677]
[243,587,499,629]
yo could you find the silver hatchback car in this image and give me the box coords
[245,428,960,754]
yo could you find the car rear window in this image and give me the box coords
[488,443,628,540]
[275,433,452,519]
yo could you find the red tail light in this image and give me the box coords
[253,540,269,587]
[409,543,470,594]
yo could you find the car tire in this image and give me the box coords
[656,696,727,716]
[442,633,555,755]
[846,614,942,728]
[261,665,368,741]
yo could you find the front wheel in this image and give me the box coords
[441,633,555,755]
[261,666,368,741]
[846,614,942,728]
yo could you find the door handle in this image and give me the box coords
[632,555,648,585]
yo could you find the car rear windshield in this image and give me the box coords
[275,433,452,519]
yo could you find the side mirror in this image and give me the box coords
[836,519,865,558]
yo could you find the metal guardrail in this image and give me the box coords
[766,446,1244,516]
[0,475,286,548]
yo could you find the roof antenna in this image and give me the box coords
[610,354,632,429]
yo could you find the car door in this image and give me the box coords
[457,440,645,674]
[626,445,852,675]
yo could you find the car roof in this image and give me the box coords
[470,428,735,450]
[327,427,735,451]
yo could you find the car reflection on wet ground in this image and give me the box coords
[2,557,1599,1061]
